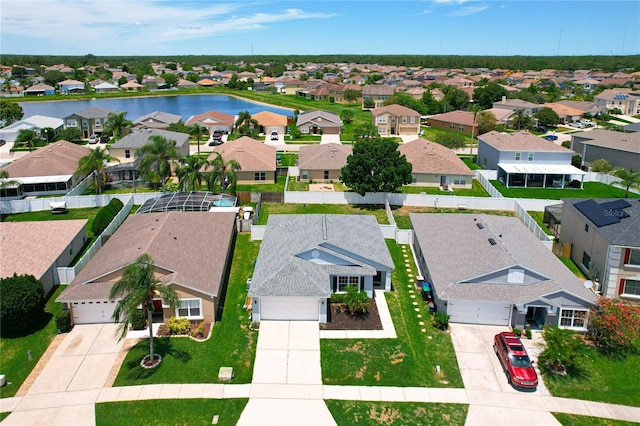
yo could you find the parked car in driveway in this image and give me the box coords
[270,131,279,140]
[543,134,558,141]
[494,331,538,390]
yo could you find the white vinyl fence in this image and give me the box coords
[57,195,134,284]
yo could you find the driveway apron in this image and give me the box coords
[237,321,337,426]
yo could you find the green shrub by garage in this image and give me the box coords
[130,309,146,330]
[55,309,72,333]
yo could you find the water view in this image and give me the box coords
[19,94,294,121]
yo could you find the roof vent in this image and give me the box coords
[476,223,484,229]
[488,238,497,246]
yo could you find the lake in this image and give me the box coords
[19,94,294,121]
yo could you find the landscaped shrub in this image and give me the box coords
[91,198,124,236]
[343,285,369,315]
[539,326,587,375]
[0,274,46,336]
[433,312,450,330]
[588,298,640,355]
[167,316,191,335]
[130,309,146,330]
[330,294,346,304]
[512,327,522,336]
[55,309,72,333]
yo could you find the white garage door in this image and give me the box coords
[447,300,511,326]
[71,300,117,324]
[260,297,319,321]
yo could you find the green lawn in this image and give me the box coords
[235,175,286,193]
[558,257,587,280]
[543,347,640,407]
[326,400,469,426]
[461,157,482,170]
[420,127,474,145]
[112,234,260,386]
[552,413,639,426]
[400,180,490,197]
[392,205,515,230]
[0,285,66,398]
[527,211,553,236]
[490,181,639,200]
[257,203,390,225]
[95,398,248,426]
[277,152,298,167]
[320,241,463,387]
[0,412,10,421]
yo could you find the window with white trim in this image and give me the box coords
[528,152,534,161]
[515,152,521,161]
[410,117,415,124]
[401,116,407,124]
[627,249,640,266]
[254,172,266,181]
[377,116,387,124]
[324,170,329,180]
[67,119,77,127]
[622,279,640,296]
[337,276,360,293]
[177,299,202,319]
[453,176,466,185]
[378,127,386,134]
[125,149,131,159]
[82,120,88,128]
[559,309,587,329]
[95,119,101,126]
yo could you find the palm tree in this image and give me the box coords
[234,110,258,137]
[189,123,204,156]
[75,146,119,194]
[0,170,19,196]
[138,135,180,193]
[612,168,640,198]
[109,253,179,366]
[15,128,40,152]
[210,152,241,194]
[103,112,133,140]
[176,155,208,191]
[513,109,525,130]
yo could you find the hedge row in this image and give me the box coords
[91,198,124,236]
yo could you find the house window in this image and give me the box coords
[459,124,464,131]
[377,116,387,124]
[254,172,266,181]
[449,123,455,129]
[582,252,591,270]
[559,309,588,329]
[626,249,640,266]
[82,120,88,128]
[301,171,308,180]
[515,152,521,161]
[412,174,417,184]
[410,117,415,124]
[177,299,202,319]
[453,176,466,185]
[584,223,589,233]
[528,152,535,161]
[125,149,131,159]
[324,170,329,180]
[337,276,361,293]
[401,116,407,124]
[95,119,101,126]
[622,279,640,296]
[378,127,386,134]
[67,119,77,127]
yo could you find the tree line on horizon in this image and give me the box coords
[2,54,640,73]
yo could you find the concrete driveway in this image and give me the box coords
[450,323,550,396]
[28,323,124,395]
[320,134,340,144]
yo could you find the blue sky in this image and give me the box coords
[1,1,638,57]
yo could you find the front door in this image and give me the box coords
[440,175,449,186]
[152,299,164,323]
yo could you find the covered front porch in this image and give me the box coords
[497,163,585,189]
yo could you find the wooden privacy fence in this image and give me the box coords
[552,242,571,258]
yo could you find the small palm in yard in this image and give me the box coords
[539,326,588,376]
[343,285,369,315]
[138,135,180,193]
[611,168,640,198]
[109,253,179,367]
[76,147,119,195]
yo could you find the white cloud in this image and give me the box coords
[451,4,489,16]
[0,1,335,54]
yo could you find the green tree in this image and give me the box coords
[0,274,46,336]
[421,90,442,115]
[109,254,179,366]
[189,123,204,156]
[176,155,208,191]
[10,66,27,78]
[15,128,40,151]
[234,110,258,137]
[443,87,470,111]
[434,133,466,149]
[534,107,560,127]
[539,326,587,376]
[160,73,178,88]
[383,92,427,115]
[352,122,379,141]
[512,109,527,130]
[589,158,613,174]
[611,168,640,198]
[343,285,369,315]
[58,127,83,143]
[476,110,498,135]
[75,146,119,194]
[472,82,508,109]
[363,98,375,109]
[340,109,354,124]
[209,152,241,194]
[341,138,412,196]
[43,70,65,87]
[138,135,180,193]
[0,102,24,125]
[41,127,56,143]
[343,89,359,105]
[103,112,132,140]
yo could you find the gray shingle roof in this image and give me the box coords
[249,215,394,297]
[109,129,189,149]
[411,214,595,305]
[70,107,120,119]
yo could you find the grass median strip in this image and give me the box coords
[320,241,463,387]
[326,400,469,426]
